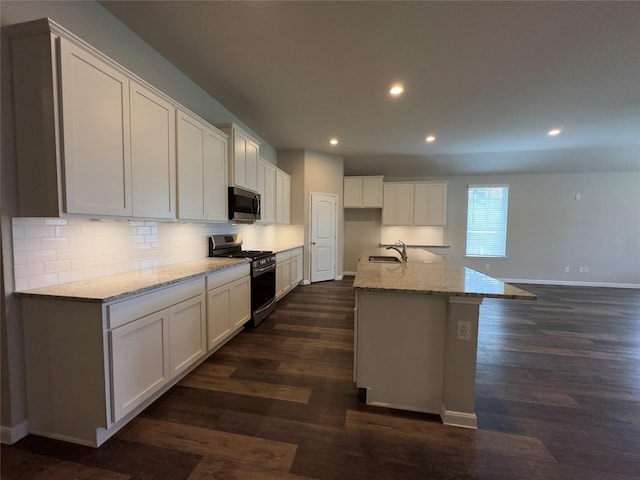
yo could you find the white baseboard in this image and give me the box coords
[342,271,357,277]
[440,406,477,429]
[301,279,310,285]
[336,274,343,280]
[500,278,640,289]
[1,420,29,445]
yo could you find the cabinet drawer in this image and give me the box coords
[206,263,250,291]
[107,278,205,330]
[291,247,303,258]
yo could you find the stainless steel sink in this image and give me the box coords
[368,255,401,263]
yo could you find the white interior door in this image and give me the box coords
[311,193,337,283]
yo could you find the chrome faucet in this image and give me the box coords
[386,240,408,262]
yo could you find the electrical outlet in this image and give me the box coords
[457,320,471,341]
[584,266,589,273]
[564,266,570,273]
[485,263,490,270]
[579,266,584,273]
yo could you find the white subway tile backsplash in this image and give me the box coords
[29,273,60,289]
[24,225,55,238]
[14,263,45,278]
[45,260,72,274]
[26,249,57,264]
[43,218,69,226]
[55,226,82,238]
[12,238,43,252]
[13,251,26,265]
[58,269,84,284]
[12,218,44,226]
[42,237,70,250]
[11,217,285,291]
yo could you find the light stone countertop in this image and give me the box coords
[354,248,536,300]
[15,257,248,303]
[244,243,303,254]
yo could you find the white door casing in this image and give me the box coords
[311,193,337,283]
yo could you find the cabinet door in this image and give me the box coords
[60,38,132,216]
[130,81,176,219]
[204,127,228,222]
[276,170,291,224]
[290,253,303,287]
[414,183,447,226]
[229,276,251,330]
[395,184,414,225]
[245,139,259,192]
[257,159,276,225]
[382,184,396,225]
[362,177,383,208]
[428,183,447,226]
[207,285,231,350]
[233,132,247,188]
[413,183,430,226]
[344,177,363,208]
[176,111,206,220]
[110,309,169,422]
[168,294,206,378]
[276,259,292,299]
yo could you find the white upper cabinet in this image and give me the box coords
[8,19,180,220]
[383,181,448,226]
[59,37,133,216]
[177,110,228,222]
[216,123,260,192]
[344,176,383,208]
[130,81,176,219]
[414,182,447,226]
[383,183,414,225]
[276,168,291,225]
[257,158,277,224]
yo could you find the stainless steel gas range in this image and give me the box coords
[208,234,276,327]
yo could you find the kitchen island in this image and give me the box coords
[353,247,535,428]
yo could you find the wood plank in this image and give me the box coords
[120,417,297,472]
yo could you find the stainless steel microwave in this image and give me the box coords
[228,186,261,222]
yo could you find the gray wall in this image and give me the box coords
[344,171,640,286]
[445,172,640,286]
[279,150,345,282]
[0,0,278,439]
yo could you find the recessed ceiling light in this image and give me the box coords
[547,128,562,136]
[329,138,339,145]
[425,135,436,143]
[389,84,404,96]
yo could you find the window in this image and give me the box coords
[466,185,509,257]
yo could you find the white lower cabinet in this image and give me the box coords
[276,251,292,300]
[110,309,170,422]
[21,268,250,448]
[291,247,303,285]
[206,263,251,351]
[168,294,207,378]
[276,247,303,300]
[111,292,206,420]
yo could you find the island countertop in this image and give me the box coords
[14,257,248,303]
[354,248,536,300]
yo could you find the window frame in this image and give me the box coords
[465,184,510,258]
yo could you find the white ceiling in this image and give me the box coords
[99,1,640,177]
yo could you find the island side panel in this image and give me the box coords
[441,296,482,428]
[355,289,446,414]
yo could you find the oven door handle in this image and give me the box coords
[253,263,276,276]
[254,297,276,316]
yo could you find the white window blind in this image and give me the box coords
[466,185,509,257]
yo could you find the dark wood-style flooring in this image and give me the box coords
[2,279,640,479]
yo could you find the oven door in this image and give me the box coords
[251,262,276,325]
